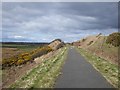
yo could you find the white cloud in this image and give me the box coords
[14,35,24,39]
[75,15,97,22]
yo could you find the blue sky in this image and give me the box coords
[2,2,118,42]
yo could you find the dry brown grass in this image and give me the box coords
[87,36,118,65]
[82,35,99,48]
[2,48,23,60]
[1,48,23,65]
[74,34,118,65]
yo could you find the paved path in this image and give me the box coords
[55,47,114,88]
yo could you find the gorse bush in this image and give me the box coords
[82,38,86,42]
[31,46,53,60]
[96,33,102,37]
[2,46,53,68]
[106,32,120,47]
[87,41,93,45]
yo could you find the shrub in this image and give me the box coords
[96,33,102,37]
[31,46,53,60]
[2,56,18,67]
[16,59,24,65]
[82,38,86,42]
[2,45,53,68]
[18,53,31,62]
[87,41,93,45]
[106,32,120,47]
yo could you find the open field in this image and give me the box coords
[2,42,47,52]
[2,43,47,59]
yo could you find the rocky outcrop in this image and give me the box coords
[48,39,64,50]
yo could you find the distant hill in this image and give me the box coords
[1,42,49,45]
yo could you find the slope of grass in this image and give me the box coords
[0,69,1,82]
[77,48,119,88]
[87,36,118,64]
[10,47,68,88]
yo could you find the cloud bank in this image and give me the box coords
[2,2,118,42]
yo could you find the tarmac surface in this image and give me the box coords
[55,47,114,88]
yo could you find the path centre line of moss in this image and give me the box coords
[76,47,118,88]
[10,47,68,88]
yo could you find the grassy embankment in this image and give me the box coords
[77,48,119,88]
[0,69,1,83]
[10,47,68,88]
[86,36,118,64]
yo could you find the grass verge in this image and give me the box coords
[10,47,68,89]
[77,47,119,88]
[0,69,1,82]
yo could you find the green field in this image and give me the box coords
[2,43,44,52]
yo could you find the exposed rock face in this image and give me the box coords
[48,39,64,50]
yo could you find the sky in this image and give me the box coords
[2,2,118,43]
